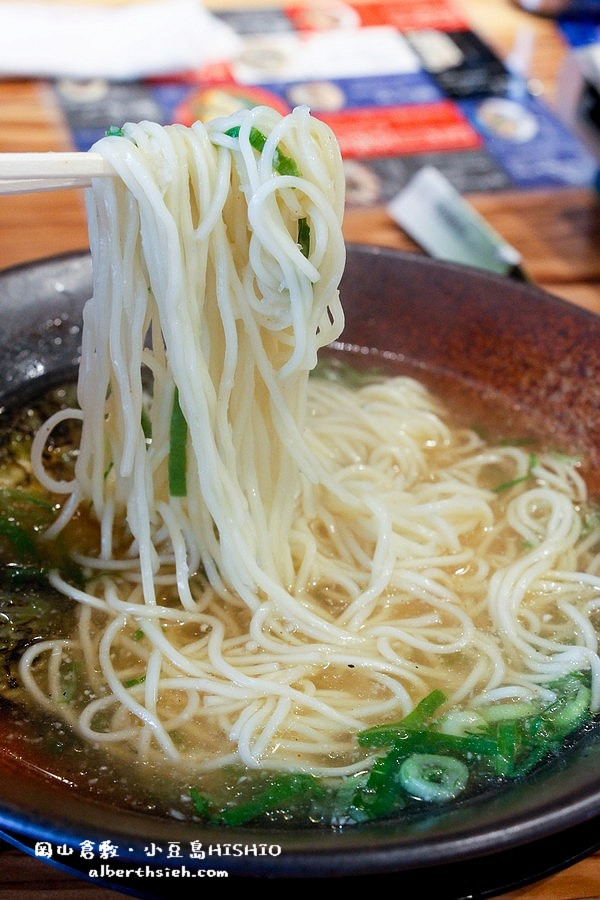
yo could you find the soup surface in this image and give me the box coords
[1,355,599,829]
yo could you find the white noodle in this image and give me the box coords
[19,108,600,782]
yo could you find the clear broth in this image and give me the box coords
[0,353,598,829]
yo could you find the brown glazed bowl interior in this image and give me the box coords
[0,246,599,895]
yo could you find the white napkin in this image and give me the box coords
[0,0,241,80]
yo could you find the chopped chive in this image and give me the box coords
[132,628,145,641]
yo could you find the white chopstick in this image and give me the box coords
[0,152,114,195]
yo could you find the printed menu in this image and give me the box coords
[55,0,597,206]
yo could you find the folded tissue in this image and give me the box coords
[0,0,241,80]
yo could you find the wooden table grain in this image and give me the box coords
[0,1,600,897]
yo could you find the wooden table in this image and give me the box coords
[0,1,599,897]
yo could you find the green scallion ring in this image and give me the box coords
[399,753,469,803]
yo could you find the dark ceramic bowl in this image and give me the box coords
[1,246,600,896]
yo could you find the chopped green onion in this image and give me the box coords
[141,408,152,440]
[311,358,384,388]
[168,387,187,497]
[0,488,54,512]
[529,685,591,741]
[272,145,300,177]
[392,730,500,758]
[123,674,146,689]
[583,510,600,534]
[224,125,300,177]
[480,701,537,723]
[60,661,80,704]
[399,689,447,729]
[498,437,537,447]
[331,771,370,823]
[247,127,267,153]
[173,670,595,826]
[297,217,310,258]
[213,773,324,826]
[493,452,538,493]
[105,125,124,137]
[169,730,185,748]
[399,753,469,803]
[438,708,488,737]
[358,689,446,747]
[355,745,407,820]
[493,719,528,776]
[190,786,211,818]
[0,562,47,585]
[0,518,39,560]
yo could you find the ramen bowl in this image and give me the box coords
[0,245,599,896]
